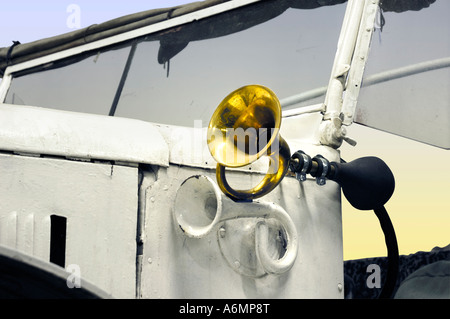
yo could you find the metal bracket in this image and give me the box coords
[312,155,330,186]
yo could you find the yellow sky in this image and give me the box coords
[340,124,450,260]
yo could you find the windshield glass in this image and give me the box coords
[5,46,131,115]
[4,1,346,127]
[355,0,450,148]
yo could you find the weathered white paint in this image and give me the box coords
[156,111,326,172]
[0,0,363,298]
[320,0,380,148]
[0,153,139,298]
[173,175,298,275]
[342,0,381,125]
[0,73,12,102]
[0,105,343,298]
[0,103,169,166]
[139,109,343,298]
[323,0,365,119]
[140,164,343,298]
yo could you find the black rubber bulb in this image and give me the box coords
[329,157,395,210]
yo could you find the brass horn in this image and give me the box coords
[207,85,291,201]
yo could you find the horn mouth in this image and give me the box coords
[207,85,282,168]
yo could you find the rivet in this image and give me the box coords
[219,227,226,238]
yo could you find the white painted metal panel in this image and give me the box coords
[140,112,344,298]
[140,164,343,298]
[0,103,169,165]
[0,154,139,298]
[155,111,325,172]
[0,212,51,260]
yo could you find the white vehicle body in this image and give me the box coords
[0,0,447,298]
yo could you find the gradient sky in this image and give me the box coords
[1,1,448,261]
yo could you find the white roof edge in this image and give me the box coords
[2,0,262,77]
[0,103,169,166]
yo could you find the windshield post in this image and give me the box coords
[319,0,380,149]
[109,41,138,117]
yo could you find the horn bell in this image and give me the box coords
[207,85,291,200]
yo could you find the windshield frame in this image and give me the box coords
[0,0,262,102]
[0,0,384,150]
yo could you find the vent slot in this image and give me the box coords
[50,215,67,268]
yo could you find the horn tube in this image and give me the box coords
[173,175,298,275]
[216,135,291,201]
